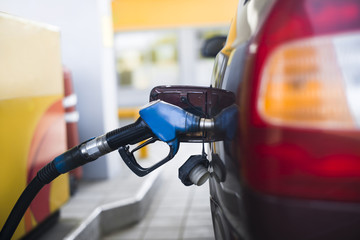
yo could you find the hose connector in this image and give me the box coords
[53,136,111,174]
[80,135,112,160]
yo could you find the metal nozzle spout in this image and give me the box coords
[199,118,214,131]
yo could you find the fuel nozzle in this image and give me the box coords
[52,101,238,179]
[118,101,238,178]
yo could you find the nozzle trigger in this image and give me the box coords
[118,139,179,177]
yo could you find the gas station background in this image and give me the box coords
[0,0,237,180]
[0,1,236,237]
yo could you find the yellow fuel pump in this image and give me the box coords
[0,13,69,239]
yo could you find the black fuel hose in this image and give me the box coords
[0,101,234,239]
[0,162,60,240]
[0,119,151,240]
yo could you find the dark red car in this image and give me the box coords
[207,0,360,239]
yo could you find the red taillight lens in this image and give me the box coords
[241,0,360,201]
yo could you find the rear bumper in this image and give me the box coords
[210,181,360,240]
[243,188,360,240]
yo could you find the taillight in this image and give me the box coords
[241,0,360,201]
[259,34,360,129]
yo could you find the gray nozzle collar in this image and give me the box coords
[200,118,214,131]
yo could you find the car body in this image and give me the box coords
[208,0,360,239]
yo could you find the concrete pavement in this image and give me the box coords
[39,143,215,240]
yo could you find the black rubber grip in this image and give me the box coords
[37,162,60,184]
[106,118,153,150]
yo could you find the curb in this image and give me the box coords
[63,170,162,240]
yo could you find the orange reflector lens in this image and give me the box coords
[258,34,359,129]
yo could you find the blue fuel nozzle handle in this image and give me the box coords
[118,100,201,176]
[139,100,201,142]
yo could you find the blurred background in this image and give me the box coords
[0,0,236,179]
[3,1,360,239]
[0,1,237,239]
